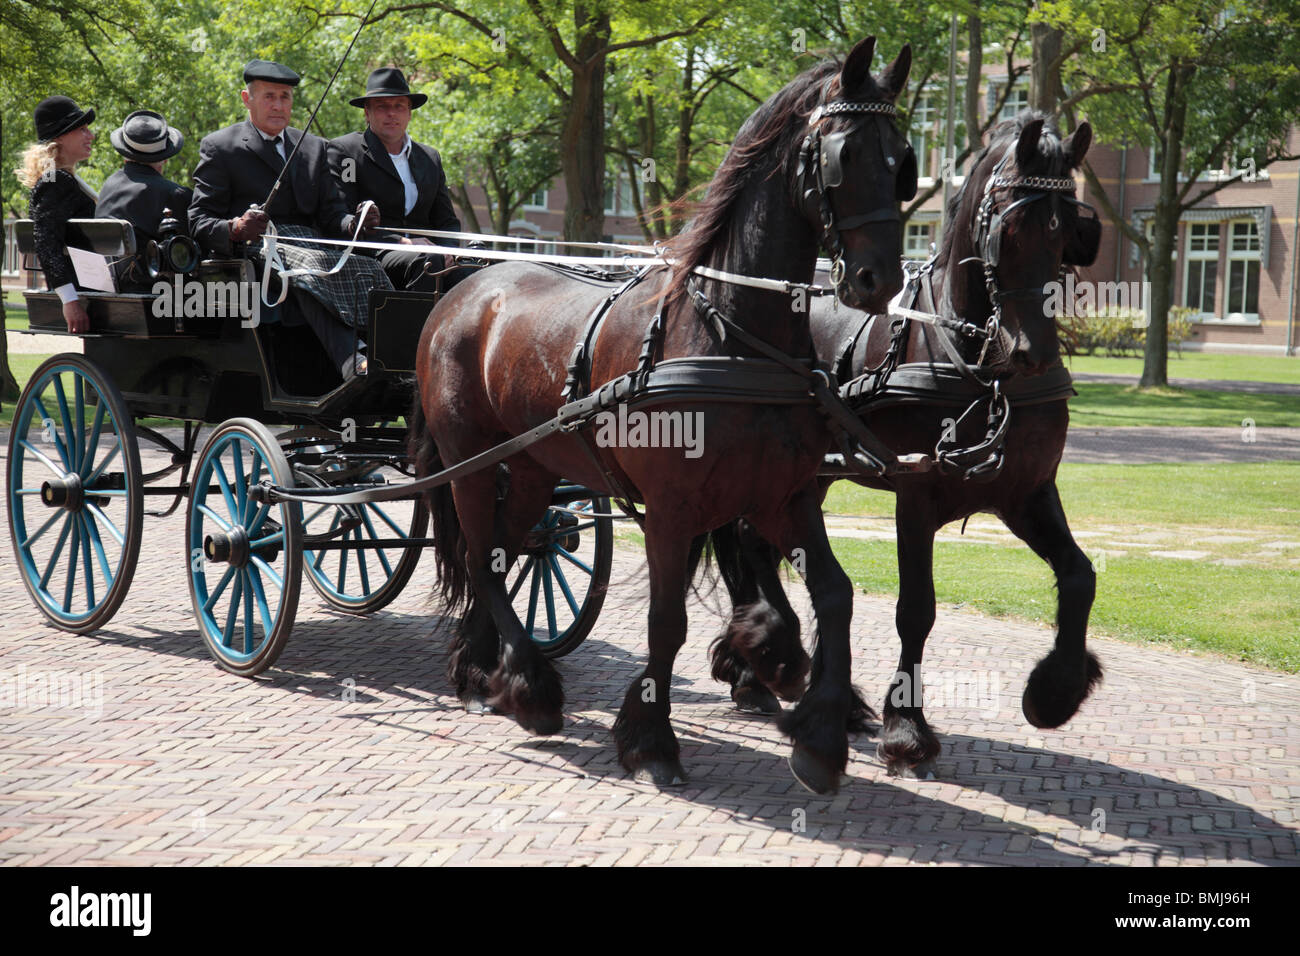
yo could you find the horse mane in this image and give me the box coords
[931,109,1074,271]
[662,57,858,304]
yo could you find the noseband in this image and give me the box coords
[798,100,915,292]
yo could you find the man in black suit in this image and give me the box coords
[189,60,387,379]
[329,67,466,293]
[95,110,192,290]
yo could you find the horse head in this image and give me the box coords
[964,115,1100,375]
[800,36,914,313]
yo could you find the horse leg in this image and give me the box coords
[448,599,498,713]
[614,515,692,787]
[1001,481,1103,728]
[451,466,565,735]
[753,486,855,794]
[707,521,810,715]
[878,492,942,777]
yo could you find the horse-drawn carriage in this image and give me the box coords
[6,217,613,674]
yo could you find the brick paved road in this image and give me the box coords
[1,443,1297,865]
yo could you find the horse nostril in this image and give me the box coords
[855,267,875,292]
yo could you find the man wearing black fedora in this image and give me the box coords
[189,59,389,380]
[95,110,192,290]
[15,95,98,332]
[329,67,466,293]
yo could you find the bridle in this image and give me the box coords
[798,99,916,294]
[966,141,1095,365]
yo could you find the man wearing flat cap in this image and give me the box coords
[329,67,466,293]
[95,110,192,289]
[189,59,390,379]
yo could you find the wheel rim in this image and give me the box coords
[8,360,138,626]
[508,498,605,651]
[300,465,423,610]
[189,430,296,666]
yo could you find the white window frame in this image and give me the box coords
[1222,218,1262,324]
[1182,222,1219,320]
[998,84,1029,122]
[522,188,548,211]
[909,94,937,183]
[904,221,935,260]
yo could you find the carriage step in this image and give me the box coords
[891,453,932,474]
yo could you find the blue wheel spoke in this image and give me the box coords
[17,438,66,478]
[243,453,263,525]
[554,545,594,576]
[336,533,349,593]
[524,560,541,635]
[203,565,236,614]
[248,529,283,549]
[82,511,114,585]
[85,438,121,485]
[354,527,371,595]
[222,573,244,648]
[21,509,64,550]
[85,502,125,546]
[230,440,247,519]
[246,564,275,636]
[359,507,393,577]
[310,512,342,572]
[211,458,239,521]
[39,518,73,589]
[541,558,558,642]
[246,501,271,537]
[369,504,408,537]
[196,503,233,533]
[242,568,255,654]
[78,515,96,609]
[80,399,107,479]
[548,553,581,617]
[73,375,86,471]
[51,380,78,469]
[249,555,284,590]
[31,396,72,471]
[63,517,81,613]
[508,558,534,600]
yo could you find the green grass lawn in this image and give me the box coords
[1065,351,1300,385]
[1068,382,1300,428]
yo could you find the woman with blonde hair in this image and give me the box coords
[14,96,98,333]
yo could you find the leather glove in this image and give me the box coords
[229,208,269,242]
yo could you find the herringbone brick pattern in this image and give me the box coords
[1,455,1296,865]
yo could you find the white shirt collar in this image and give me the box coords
[384,134,412,158]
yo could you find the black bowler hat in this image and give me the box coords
[110,110,184,163]
[35,95,95,143]
[243,60,301,87]
[349,67,427,109]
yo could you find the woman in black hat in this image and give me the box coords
[96,110,193,289]
[13,95,98,333]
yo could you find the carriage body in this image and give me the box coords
[6,219,611,673]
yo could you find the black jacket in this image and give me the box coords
[28,169,96,290]
[189,119,353,257]
[328,128,460,243]
[95,162,191,246]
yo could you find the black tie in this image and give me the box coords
[270,135,285,167]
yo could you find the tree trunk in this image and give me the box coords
[672,46,696,235]
[965,11,983,154]
[561,6,611,242]
[1,319,19,403]
[1029,20,1063,114]
[1140,64,1192,388]
[452,184,484,236]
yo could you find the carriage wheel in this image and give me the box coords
[298,465,428,615]
[187,419,302,676]
[6,354,143,633]
[508,495,613,658]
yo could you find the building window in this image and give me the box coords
[999,85,1029,121]
[604,170,635,217]
[523,189,547,211]
[909,95,936,180]
[905,222,934,260]
[1225,219,1261,319]
[1183,222,1219,318]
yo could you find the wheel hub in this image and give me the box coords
[204,526,250,568]
[41,474,84,512]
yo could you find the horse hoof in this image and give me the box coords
[632,761,687,788]
[463,696,496,715]
[733,684,781,716]
[886,758,937,780]
[515,710,563,736]
[788,747,840,795]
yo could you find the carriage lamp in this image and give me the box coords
[147,208,202,278]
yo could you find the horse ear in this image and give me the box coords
[1016,118,1045,172]
[877,44,912,101]
[1063,121,1093,170]
[841,36,877,92]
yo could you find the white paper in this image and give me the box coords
[68,246,117,293]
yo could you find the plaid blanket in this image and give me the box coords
[273,224,392,329]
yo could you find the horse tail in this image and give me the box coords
[408,391,470,614]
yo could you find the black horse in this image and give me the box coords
[705,112,1105,779]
